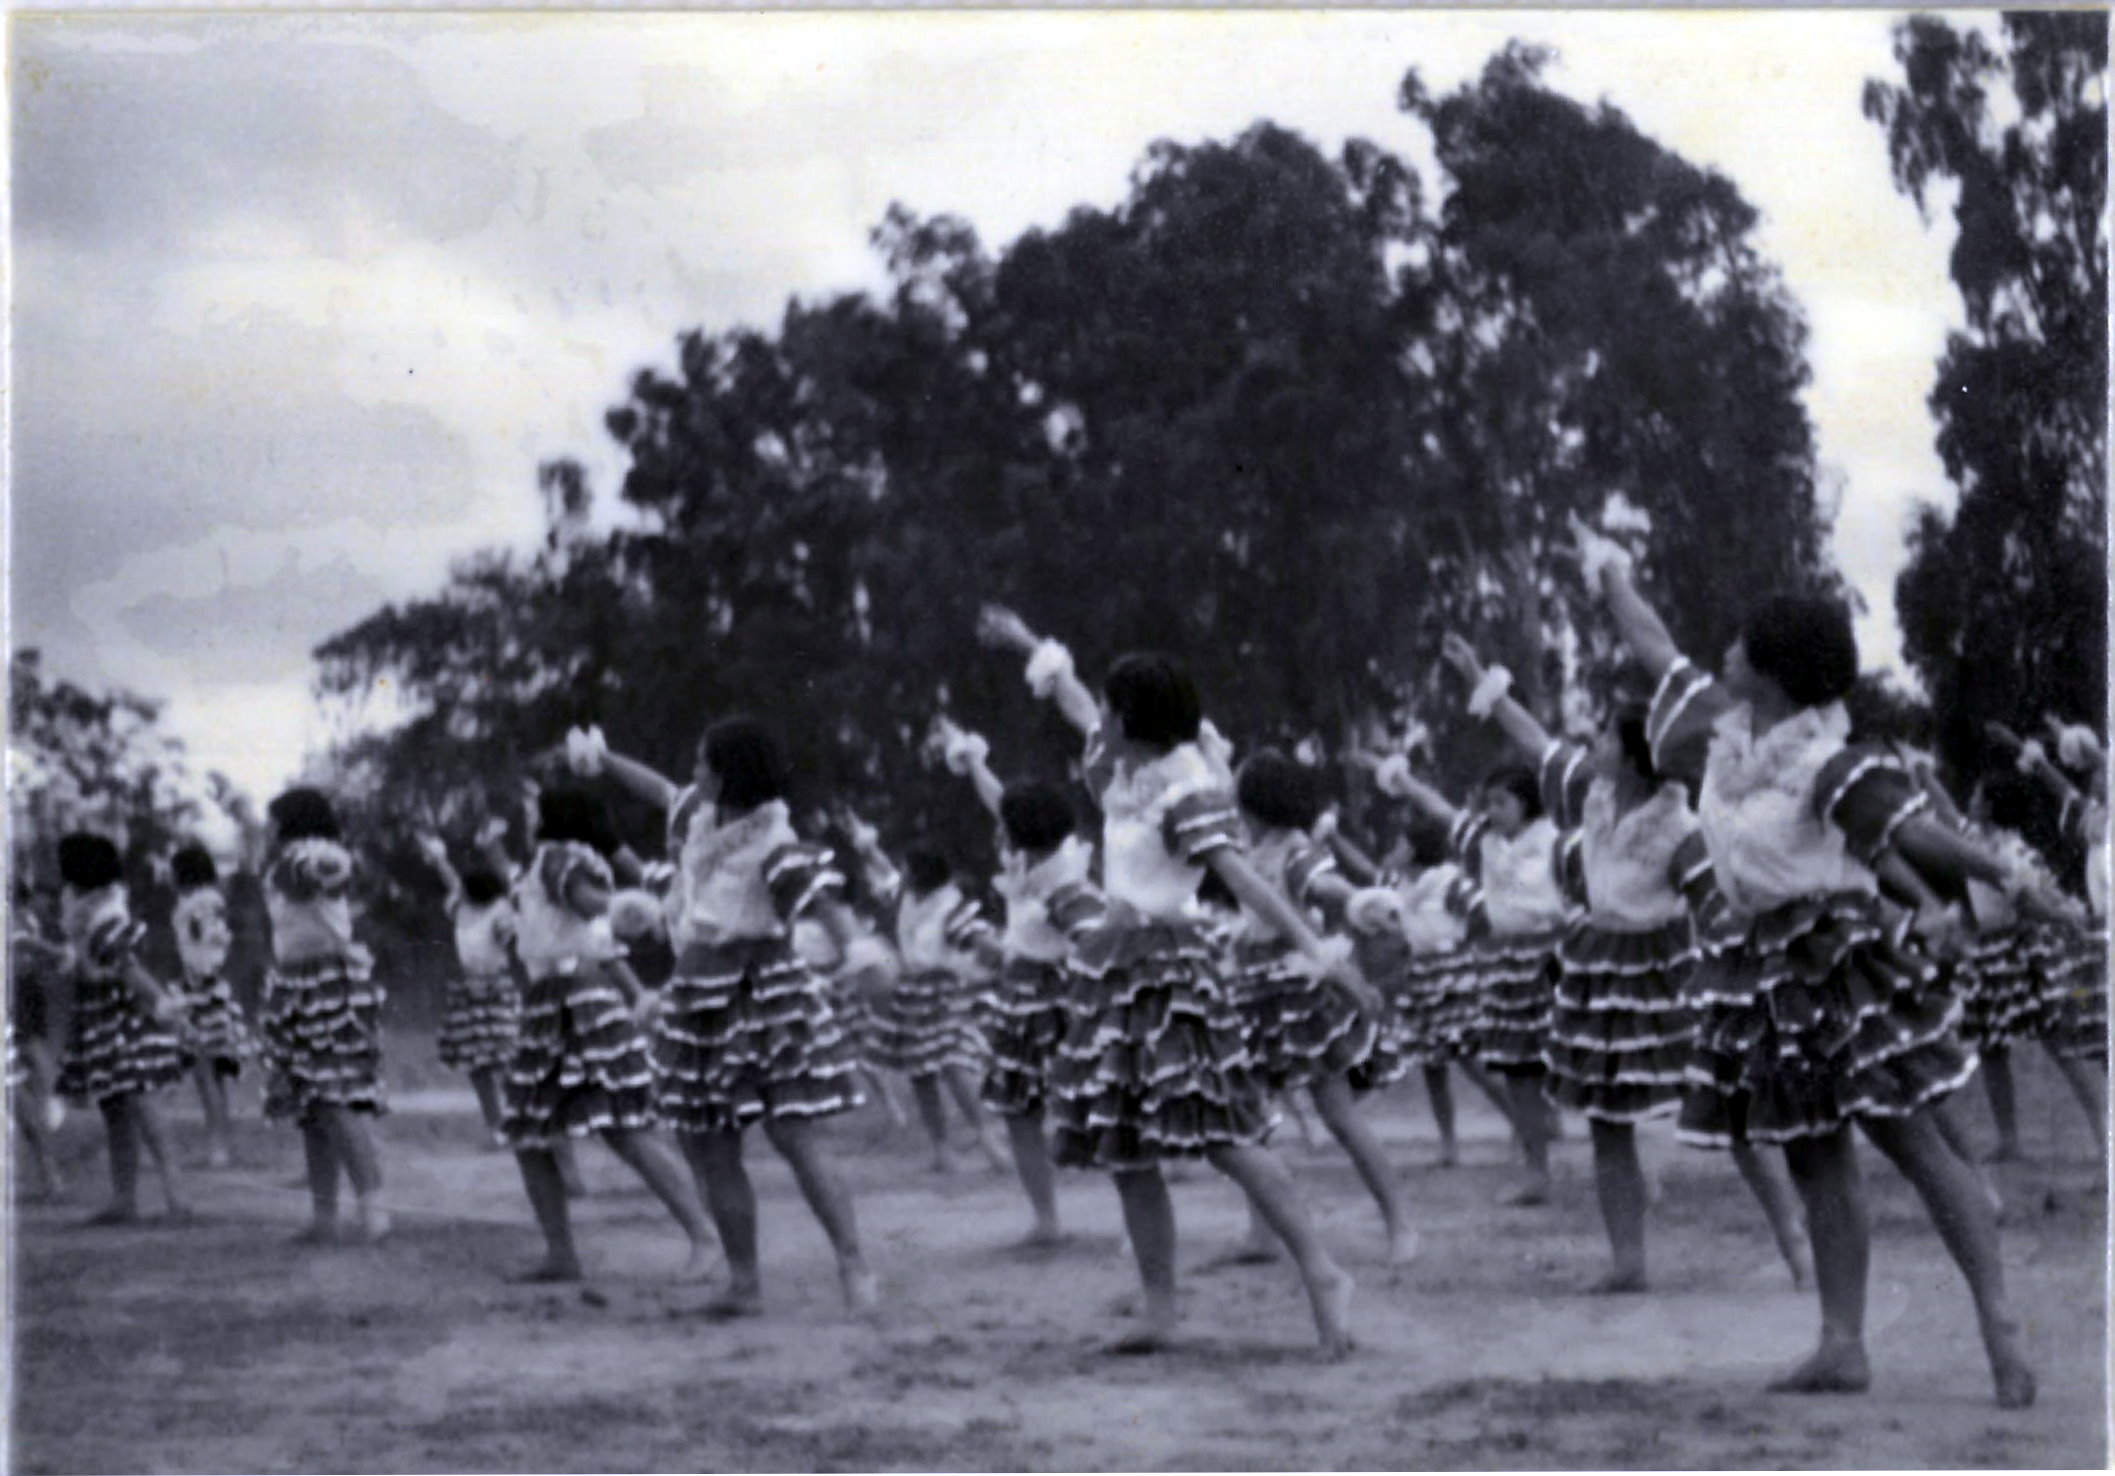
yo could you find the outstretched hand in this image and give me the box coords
[1440,632,1484,684]
[976,603,1038,653]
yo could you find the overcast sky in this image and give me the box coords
[10,10,1993,803]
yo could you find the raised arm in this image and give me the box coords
[833,806,902,906]
[1440,633,1553,760]
[1367,753,1463,830]
[1573,515,1683,682]
[936,716,1006,818]
[979,604,1099,737]
[1205,848,1378,1012]
[414,832,465,901]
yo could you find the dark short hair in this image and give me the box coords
[57,833,124,892]
[460,867,509,906]
[268,787,341,842]
[1742,593,1859,709]
[999,782,1076,854]
[904,849,952,893]
[1610,701,1658,785]
[1104,653,1202,750]
[702,717,790,811]
[1480,763,1545,822]
[170,843,219,892]
[537,783,619,856]
[1237,750,1321,831]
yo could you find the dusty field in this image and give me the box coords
[6,1045,2107,1472]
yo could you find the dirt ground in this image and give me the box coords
[6,1044,2107,1473]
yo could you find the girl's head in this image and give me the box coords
[57,832,123,894]
[460,866,510,906]
[536,783,619,857]
[1236,750,1321,834]
[998,782,1076,858]
[904,848,952,895]
[1103,653,1201,752]
[1724,593,1858,711]
[169,843,219,893]
[267,787,340,844]
[1478,763,1543,837]
[696,717,789,813]
[1591,700,1659,786]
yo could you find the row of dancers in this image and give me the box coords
[9,516,2108,1402]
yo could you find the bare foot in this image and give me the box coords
[508,1259,583,1284]
[1385,1227,1421,1267]
[677,1242,723,1284]
[841,1264,880,1318]
[700,1284,765,1320]
[205,1145,233,1170]
[1988,1322,2037,1409]
[1767,1342,1872,1395]
[162,1202,198,1226]
[356,1205,393,1243]
[81,1204,140,1228]
[1498,1179,1551,1208]
[289,1222,338,1247]
[1107,1327,1175,1355]
[1307,1263,1357,1361]
[1588,1268,1649,1295]
[1436,1144,1460,1169]
[1014,1225,1068,1251]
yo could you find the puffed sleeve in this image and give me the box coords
[541,843,616,920]
[764,842,848,924]
[1160,787,1244,865]
[1283,842,1341,912]
[1044,878,1109,941]
[1449,812,1491,881]
[1539,740,1595,832]
[1646,659,1734,792]
[1815,746,1930,865]
[1667,829,1729,934]
[942,894,996,952]
[86,914,148,975]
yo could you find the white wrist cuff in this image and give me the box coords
[1026,640,1075,699]
[1467,665,1514,720]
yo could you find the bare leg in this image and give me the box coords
[1458,1057,1520,1135]
[1109,1166,1180,1351]
[510,1147,582,1280]
[942,1066,1009,1170]
[1207,1143,1356,1359]
[16,1092,65,1198]
[1281,1089,1321,1153]
[1860,1111,2035,1408]
[294,1114,341,1244]
[1499,1074,1552,1205]
[862,1066,908,1129]
[469,1067,507,1144]
[1977,1046,2021,1160]
[194,1061,234,1167]
[554,1138,588,1197]
[761,1116,876,1314]
[1423,1064,1459,1166]
[910,1074,952,1172]
[1932,1095,2004,1214]
[1730,1141,1812,1288]
[1773,1128,1872,1394]
[600,1128,719,1278]
[318,1104,388,1241]
[1002,1112,1063,1244]
[2041,1045,2108,1155]
[1585,1119,1648,1291]
[1311,1074,1416,1263]
[683,1130,762,1315]
[131,1094,191,1218]
[86,1095,142,1224]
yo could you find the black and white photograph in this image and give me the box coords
[5,8,2109,1470]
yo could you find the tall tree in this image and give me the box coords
[1866,13,2109,778]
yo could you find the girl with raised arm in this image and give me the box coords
[988,613,1356,1359]
[1578,517,2035,1407]
[573,720,879,1319]
[1438,632,1810,1290]
[1373,755,1566,1206]
[937,721,1095,1245]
